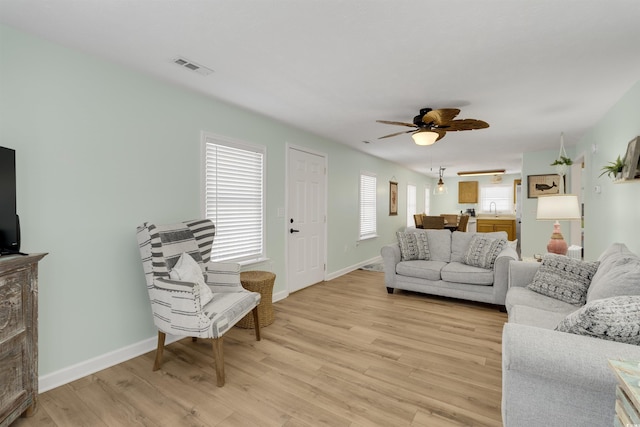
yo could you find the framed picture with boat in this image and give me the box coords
[527,174,564,198]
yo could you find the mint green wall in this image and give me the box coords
[576,80,640,258]
[520,80,640,259]
[0,24,429,376]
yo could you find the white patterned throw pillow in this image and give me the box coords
[527,254,599,306]
[169,252,214,306]
[463,235,506,269]
[555,296,640,345]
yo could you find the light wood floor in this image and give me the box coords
[15,270,507,427]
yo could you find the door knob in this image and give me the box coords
[290,228,300,234]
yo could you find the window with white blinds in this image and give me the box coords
[359,172,377,240]
[479,184,513,213]
[406,184,416,227]
[203,134,265,262]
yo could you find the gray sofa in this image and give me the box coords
[381,229,518,306]
[502,243,640,427]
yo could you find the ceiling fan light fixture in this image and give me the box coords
[412,130,439,146]
[457,169,506,176]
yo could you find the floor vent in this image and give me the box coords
[172,57,214,76]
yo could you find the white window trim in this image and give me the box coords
[359,171,377,241]
[201,131,267,264]
[406,183,417,227]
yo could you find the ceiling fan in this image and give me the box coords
[376,107,489,145]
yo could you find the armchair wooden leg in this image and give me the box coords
[153,331,166,371]
[252,306,261,341]
[212,337,225,387]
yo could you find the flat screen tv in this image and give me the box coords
[0,146,21,255]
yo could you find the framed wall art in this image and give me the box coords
[527,174,564,198]
[622,136,640,180]
[389,181,398,215]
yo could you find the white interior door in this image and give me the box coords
[287,147,326,293]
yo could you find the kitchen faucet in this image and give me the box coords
[489,202,497,215]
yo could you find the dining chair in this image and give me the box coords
[413,214,424,228]
[457,214,470,232]
[421,215,445,229]
[440,214,459,226]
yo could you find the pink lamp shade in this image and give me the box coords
[536,195,581,256]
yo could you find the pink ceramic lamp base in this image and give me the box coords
[546,221,568,255]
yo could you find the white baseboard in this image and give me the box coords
[38,333,181,393]
[326,255,382,281]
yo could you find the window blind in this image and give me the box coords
[359,173,377,239]
[204,138,265,262]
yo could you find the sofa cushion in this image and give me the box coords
[505,286,577,315]
[463,235,506,269]
[396,260,445,281]
[450,231,508,262]
[509,305,570,329]
[441,262,494,285]
[587,244,640,302]
[425,229,452,262]
[527,254,599,306]
[555,296,640,345]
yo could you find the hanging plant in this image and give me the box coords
[598,155,625,179]
[550,156,573,166]
[552,133,573,176]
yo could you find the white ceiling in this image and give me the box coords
[2,0,640,178]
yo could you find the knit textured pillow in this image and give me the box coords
[527,254,599,306]
[463,235,506,269]
[555,296,640,345]
[397,231,420,261]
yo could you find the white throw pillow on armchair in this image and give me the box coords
[169,252,214,306]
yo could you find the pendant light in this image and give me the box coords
[433,167,448,195]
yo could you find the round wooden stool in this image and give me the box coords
[236,270,275,328]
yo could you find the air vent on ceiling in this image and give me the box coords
[172,57,214,76]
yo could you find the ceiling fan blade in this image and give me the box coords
[423,108,460,125]
[378,129,415,139]
[376,120,416,128]
[433,128,447,141]
[445,119,490,131]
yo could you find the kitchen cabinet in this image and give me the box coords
[477,218,516,240]
[458,181,478,204]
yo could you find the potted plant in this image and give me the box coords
[599,155,625,179]
[550,156,573,166]
[551,156,573,176]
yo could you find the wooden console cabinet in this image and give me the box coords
[477,218,516,241]
[1,253,46,427]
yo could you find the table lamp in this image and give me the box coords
[536,194,581,255]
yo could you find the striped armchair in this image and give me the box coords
[136,219,261,386]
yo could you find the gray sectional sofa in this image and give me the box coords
[502,243,640,427]
[381,229,518,306]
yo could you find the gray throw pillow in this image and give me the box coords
[527,254,599,306]
[555,296,640,345]
[397,232,420,261]
[414,231,430,260]
[463,235,506,269]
